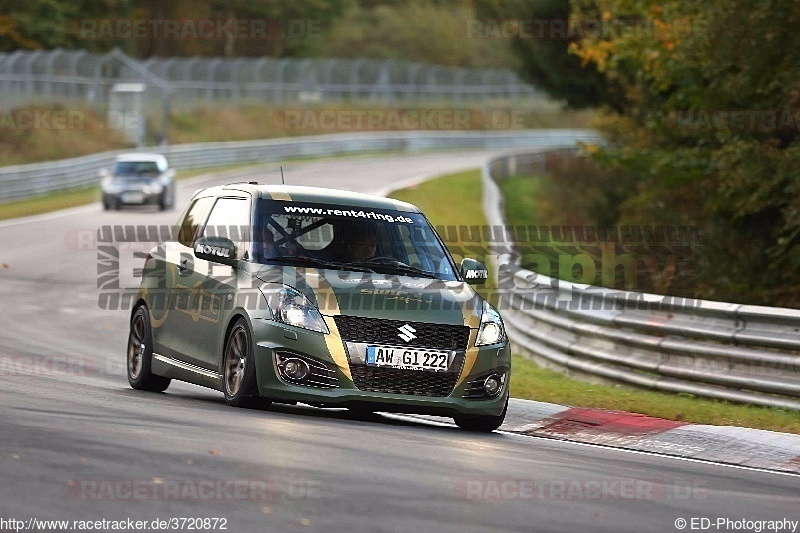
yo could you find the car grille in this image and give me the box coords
[333,316,470,351]
[349,354,465,397]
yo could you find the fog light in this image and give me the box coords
[283,358,309,381]
[483,374,502,398]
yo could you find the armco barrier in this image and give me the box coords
[0,130,600,202]
[483,150,800,410]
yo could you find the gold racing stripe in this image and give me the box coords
[269,190,292,201]
[296,270,353,382]
[388,198,414,212]
[456,297,482,387]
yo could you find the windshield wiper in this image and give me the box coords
[344,260,438,279]
[267,255,375,273]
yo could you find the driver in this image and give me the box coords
[347,227,377,261]
[328,223,378,262]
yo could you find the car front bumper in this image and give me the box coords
[103,190,162,205]
[250,317,511,417]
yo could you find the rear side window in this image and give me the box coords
[178,197,215,247]
[203,197,251,259]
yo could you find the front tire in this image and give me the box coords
[222,318,264,408]
[127,306,171,392]
[453,396,508,433]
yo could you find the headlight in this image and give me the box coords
[262,285,329,334]
[475,301,505,346]
[102,178,120,193]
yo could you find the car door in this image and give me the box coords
[171,195,252,370]
[151,195,215,364]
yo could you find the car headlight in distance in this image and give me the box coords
[102,179,120,193]
[262,285,329,334]
[475,301,505,346]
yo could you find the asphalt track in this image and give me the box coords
[0,152,798,532]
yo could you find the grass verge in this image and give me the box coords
[388,169,800,434]
[0,184,100,221]
[160,102,595,145]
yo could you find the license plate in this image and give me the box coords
[121,192,144,204]
[366,346,452,372]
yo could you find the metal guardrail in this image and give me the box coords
[483,150,800,410]
[0,130,599,202]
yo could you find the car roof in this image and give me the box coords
[197,184,422,213]
[114,153,168,164]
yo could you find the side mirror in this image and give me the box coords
[99,168,110,179]
[194,236,237,266]
[460,258,488,284]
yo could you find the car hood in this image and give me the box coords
[252,265,484,327]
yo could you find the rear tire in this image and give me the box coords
[222,318,265,408]
[453,395,507,433]
[127,306,171,392]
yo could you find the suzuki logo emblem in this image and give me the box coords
[397,324,417,342]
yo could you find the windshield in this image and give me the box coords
[252,199,458,280]
[113,160,161,177]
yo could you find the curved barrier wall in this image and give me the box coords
[482,150,800,410]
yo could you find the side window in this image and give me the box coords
[203,197,251,259]
[178,197,215,247]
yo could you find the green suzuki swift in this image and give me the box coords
[127,183,510,431]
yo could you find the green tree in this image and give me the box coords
[571,0,800,305]
[1,0,134,52]
[316,0,520,69]
[127,0,348,58]
[1,0,349,58]
[474,0,623,109]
